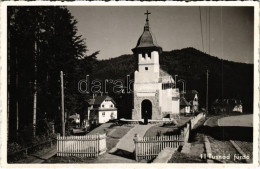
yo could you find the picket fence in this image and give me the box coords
[133,133,184,161]
[57,133,106,157]
[134,113,205,161]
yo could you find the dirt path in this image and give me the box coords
[115,124,153,153]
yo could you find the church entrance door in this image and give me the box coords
[141,100,152,124]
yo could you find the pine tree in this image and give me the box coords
[8,6,98,142]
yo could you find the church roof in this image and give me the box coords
[159,68,174,83]
[135,28,161,49]
[159,68,171,77]
[132,11,162,53]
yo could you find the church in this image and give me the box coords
[131,11,180,122]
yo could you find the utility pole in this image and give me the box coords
[16,47,19,139]
[174,75,178,89]
[60,71,65,136]
[206,69,209,114]
[32,41,38,138]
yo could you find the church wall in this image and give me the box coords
[138,51,159,65]
[134,83,160,92]
[161,88,173,113]
[135,68,159,83]
[132,90,162,120]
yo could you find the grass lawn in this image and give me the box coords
[87,123,114,135]
[106,125,133,150]
[144,116,193,137]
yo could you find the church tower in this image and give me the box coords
[131,10,180,123]
[132,10,162,82]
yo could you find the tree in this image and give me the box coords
[8,6,98,142]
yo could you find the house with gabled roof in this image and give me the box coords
[184,90,199,113]
[87,95,117,124]
[180,97,191,114]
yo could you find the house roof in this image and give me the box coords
[180,97,191,106]
[69,113,80,119]
[185,90,198,102]
[87,95,116,106]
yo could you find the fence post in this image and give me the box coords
[57,133,60,156]
[97,134,100,156]
[52,123,55,134]
[133,133,139,161]
[180,130,184,146]
[25,148,28,157]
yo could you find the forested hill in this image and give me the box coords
[93,47,253,112]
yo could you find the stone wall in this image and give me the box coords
[132,90,162,120]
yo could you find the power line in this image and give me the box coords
[199,6,204,52]
[206,7,208,53]
[221,7,224,101]
[209,7,211,54]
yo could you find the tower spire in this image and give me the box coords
[144,10,151,22]
[144,10,151,31]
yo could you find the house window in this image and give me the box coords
[110,112,115,119]
[102,105,104,108]
[145,67,148,70]
[110,104,113,108]
[102,112,105,116]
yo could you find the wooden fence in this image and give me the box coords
[134,113,205,161]
[133,133,183,161]
[57,133,106,157]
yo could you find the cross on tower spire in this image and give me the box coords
[144,10,151,22]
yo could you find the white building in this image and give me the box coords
[131,11,180,123]
[87,96,117,124]
[180,97,191,114]
[183,90,199,113]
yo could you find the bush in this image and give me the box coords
[7,142,22,154]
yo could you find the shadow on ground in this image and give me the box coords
[110,149,135,160]
[190,125,253,142]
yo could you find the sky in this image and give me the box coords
[68,6,254,63]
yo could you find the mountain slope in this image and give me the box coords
[93,47,253,112]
